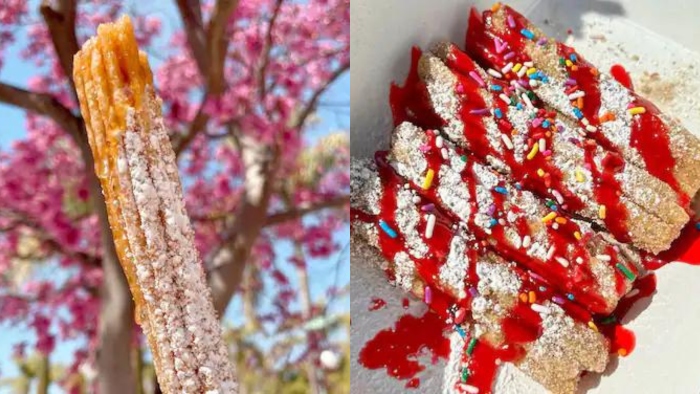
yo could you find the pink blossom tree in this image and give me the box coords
[0,0,349,392]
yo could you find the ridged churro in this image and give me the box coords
[74,16,237,393]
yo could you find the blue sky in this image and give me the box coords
[0,2,349,390]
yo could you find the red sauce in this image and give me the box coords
[369,298,387,311]
[358,310,450,381]
[629,110,687,205]
[657,222,700,265]
[610,64,634,91]
[501,302,543,344]
[406,378,421,389]
[402,298,411,309]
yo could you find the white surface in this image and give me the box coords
[351,0,700,393]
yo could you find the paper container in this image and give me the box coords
[351,0,700,392]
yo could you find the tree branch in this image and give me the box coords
[206,0,240,95]
[264,195,348,226]
[257,0,284,99]
[293,62,349,129]
[207,137,280,315]
[175,0,209,77]
[0,82,84,144]
[172,93,210,157]
[39,0,79,97]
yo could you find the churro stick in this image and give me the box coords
[74,16,237,393]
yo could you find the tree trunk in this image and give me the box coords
[90,171,136,394]
[295,244,325,394]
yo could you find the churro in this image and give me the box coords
[74,16,237,393]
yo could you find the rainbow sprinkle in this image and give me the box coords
[526,142,539,160]
[469,71,486,87]
[466,337,478,355]
[541,212,557,223]
[423,169,435,189]
[628,106,646,115]
[616,263,636,280]
[494,186,508,195]
[520,28,535,40]
[378,220,398,238]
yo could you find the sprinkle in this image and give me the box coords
[487,68,503,78]
[521,92,534,108]
[501,62,514,74]
[516,66,527,78]
[531,303,550,314]
[581,117,590,126]
[565,59,573,67]
[488,218,498,228]
[528,291,536,303]
[576,257,584,264]
[523,61,534,67]
[469,71,486,87]
[598,205,607,219]
[494,37,507,54]
[596,254,612,261]
[499,93,511,105]
[599,112,616,122]
[455,325,466,338]
[544,246,555,261]
[467,337,478,355]
[618,348,628,357]
[504,51,515,60]
[696,222,700,231]
[539,138,546,152]
[628,106,646,115]
[435,136,444,148]
[574,231,582,240]
[521,28,535,40]
[555,217,567,224]
[462,384,479,394]
[586,125,597,132]
[425,214,436,239]
[522,235,531,248]
[423,169,435,190]
[494,186,508,195]
[424,286,433,304]
[420,203,435,212]
[525,143,541,162]
[526,67,537,76]
[501,134,514,150]
[470,108,490,116]
[600,315,617,324]
[441,148,448,160]
[378,220,398,238]
[512,63,523,73]
[566,294,575,301]
[564,78,577,86]
[537,37,547,46]
[575,168,585,182]
[537,168,545,177]
[461,155,468,162]
[552,223,559,230]
[507,15,516,28]
[542,119,551,128]
[412,196,421,204]
[572,107,583,119]
[552,295,565,304]
[555,257,570,267]
[529,79,539,88]
[551,190,564,204]
[461,367,470,383]
[491,2,501,11]
[569,53,578,62]
[542,212,557,223]
[616,262,636,280]
[519,293,528,302]
[468,287,480,298]
[568,91,585,100]
[490,84,503,92]
[588,321,599,332]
